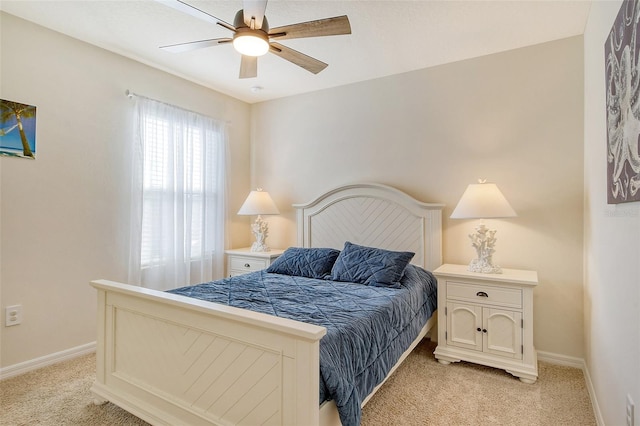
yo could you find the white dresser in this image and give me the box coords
[225,248,285,277]
[433,263,539,383]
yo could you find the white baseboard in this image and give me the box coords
[537,350,604,426]
[581,361,605,426]
[0,341,96,381]
[537,350,584,369]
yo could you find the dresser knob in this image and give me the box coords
[244,263,250,268]
[477,327,482,332]
[476,291,488,297]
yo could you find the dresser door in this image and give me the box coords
[483,308,523,360]
[447,302,482,352]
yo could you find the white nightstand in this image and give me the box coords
[225,248,285,277]
[433,263,539,383]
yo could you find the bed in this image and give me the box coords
[90,183,443,426]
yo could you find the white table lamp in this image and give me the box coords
[450,180,517,274]
[238,188,280,252]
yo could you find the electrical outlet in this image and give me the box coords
[627,394,635,426]
[5,305,22,327]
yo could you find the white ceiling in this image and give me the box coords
[0,0,592,104]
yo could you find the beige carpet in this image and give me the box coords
[0,339,595,425]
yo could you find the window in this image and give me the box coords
[140,116,208,265]
[129,97,227,290]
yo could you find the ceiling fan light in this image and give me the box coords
[233,33,269,57]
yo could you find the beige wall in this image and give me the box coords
[251,36,585,358]
[584,2,640,425]
[0,13,251,367]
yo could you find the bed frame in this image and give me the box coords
[91,183,443,426]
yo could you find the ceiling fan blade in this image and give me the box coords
[239,55,258,79]
[160,38,232,53]
[155,0,236,32]
[269,42,328,74]
[243,0,268,29]
[269,15,351,41]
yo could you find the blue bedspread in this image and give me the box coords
[169,264,437,426]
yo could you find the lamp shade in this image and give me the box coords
[237,189,280,216]
[450,182,516,219]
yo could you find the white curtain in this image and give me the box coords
[128,96,228,290]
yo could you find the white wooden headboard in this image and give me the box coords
[293,183,444,272]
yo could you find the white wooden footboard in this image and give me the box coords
[91,279,326,426]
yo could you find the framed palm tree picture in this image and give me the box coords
[1,99,37,159]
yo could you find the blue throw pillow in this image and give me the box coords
[266,247,340,279]
[330,242,415,288]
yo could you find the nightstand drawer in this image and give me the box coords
[230,257,268,272]
[225,248,284,277]
[447,281,522,309]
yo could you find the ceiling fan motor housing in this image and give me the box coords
[233,9,269,32]
[232,9,270,56]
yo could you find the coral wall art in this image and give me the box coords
[0,99,37,159]
[605,0,640,203]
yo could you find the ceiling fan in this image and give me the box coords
[156,0,352,79]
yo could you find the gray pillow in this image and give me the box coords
[330,242,415,288]
[266,247,340,279]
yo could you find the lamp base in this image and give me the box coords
[250,241,271,252]
[249,215,271,252]
[468,258,502,274]
[467,223,503,274]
